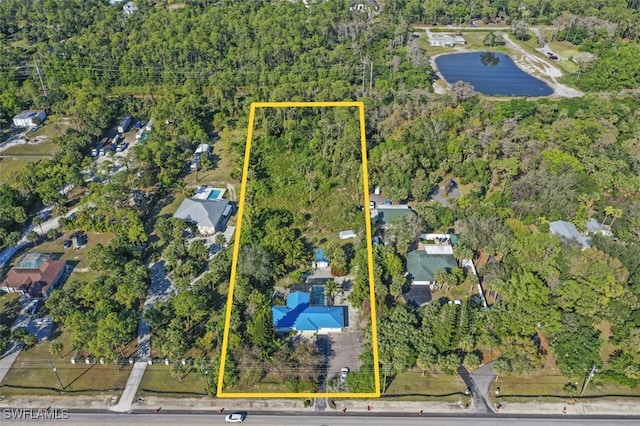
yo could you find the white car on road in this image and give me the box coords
[225,412,246,423]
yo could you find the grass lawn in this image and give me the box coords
[137,364,208,397]
[28,231,116,282]
[431,280,479,303]
[0,292,21,328]
[548,41,581,60]
[160,128,243,216]
[0,330,132,395]
[547,41,580,73]
[184,128,242,192]
[418,30,510,57]
[491,370,640,403]
[384,368,469,402]
[158,192,187,216]
[0,157,36,186]
[29,117,72,140]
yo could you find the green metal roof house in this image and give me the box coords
[406,250,457,286]
[376,205,416,226]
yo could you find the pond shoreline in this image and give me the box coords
[427,30,583,98]
[434,51,553,97]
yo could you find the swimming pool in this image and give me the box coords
[205,187,226,200]
[193,186,226,200]
[207,189,223,200]
[207,188,222,200]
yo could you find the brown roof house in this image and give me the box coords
[0,253,66,298]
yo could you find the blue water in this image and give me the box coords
[435,52,553,97]
[311,286,325,305]
[206,189,223,200]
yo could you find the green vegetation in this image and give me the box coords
[0,0,639,400]
[138,364,209,397]
[0,330,133,395]
[384,368,468,402]
[44,236,149,359]
[0,292,21,353]
[222,108,369,393]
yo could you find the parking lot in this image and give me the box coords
[317,330,364,385]
[91,122,146,179]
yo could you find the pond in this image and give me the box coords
[435,51,553,97]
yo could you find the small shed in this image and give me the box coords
[313,249,329,269]
[339,230,356,240]
[12,110,47,128]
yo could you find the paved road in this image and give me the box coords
[2,412,640,426]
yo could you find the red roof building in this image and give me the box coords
[0,253,66,298]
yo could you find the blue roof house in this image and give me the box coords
[272,291,345,333]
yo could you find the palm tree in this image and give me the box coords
[608,207,623,227]
[324,280,340,306]
[33,215,45,235]
[27,231,39,246]
[453,245,474,266]
[602,205,614,227]
[434,268,450,292]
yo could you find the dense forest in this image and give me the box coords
[0,0,639,395]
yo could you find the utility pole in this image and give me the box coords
[580,364,597,397]
[50,360,64,390]
[361,58,366,96]
[369,60,373,95]
[35,58,48,97]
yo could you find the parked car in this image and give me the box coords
[340,367,350,381]
[369,201,376,210]
[63,240,72,249]
[225,412,246,423]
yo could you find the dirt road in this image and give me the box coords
[501,33,583,98]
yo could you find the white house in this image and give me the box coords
[339,230,356,240]
[173,198,232,235]
[549,220,591,248]
[123,1,138,15]
[586,218,613,237]
[191,144,212,170]
[428,34,466,47]
[12,110,47,128]
[194,143,211,155]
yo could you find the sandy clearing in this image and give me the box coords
[501,33,583,98]
[0,131,50,154]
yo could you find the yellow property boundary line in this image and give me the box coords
[216,101,381,398]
